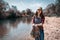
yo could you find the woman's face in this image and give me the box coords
[37,9,42,15]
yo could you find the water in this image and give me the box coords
[0,17,34,40]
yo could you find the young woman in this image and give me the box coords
[32,7,45,40]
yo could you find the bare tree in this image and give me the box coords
[55,0,60,16]
[0,0,10,18]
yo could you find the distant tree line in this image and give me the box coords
[43,0,60,17]
[0,0,60,19]
[0,0,34,19]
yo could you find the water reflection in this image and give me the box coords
[0,17,34,40]
[9,18,22,28]
[22,16,32,24]
[0,23,8,37]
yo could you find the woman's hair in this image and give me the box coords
[35,8,44,18]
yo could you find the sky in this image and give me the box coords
[4,0,55,12]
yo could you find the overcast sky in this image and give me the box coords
[4,0,55,12]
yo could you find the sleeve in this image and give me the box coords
[41,16,45,24]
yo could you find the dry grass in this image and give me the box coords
[44,17,60,40]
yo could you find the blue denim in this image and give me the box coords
[35,29,44,40]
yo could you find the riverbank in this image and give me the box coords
[44,17,60,40]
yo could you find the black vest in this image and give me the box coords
[33,16,42,24]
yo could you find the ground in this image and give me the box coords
[44,17,60,40]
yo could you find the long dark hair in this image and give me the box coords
[35,8,44,18]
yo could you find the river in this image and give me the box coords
[0,17,34,40]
